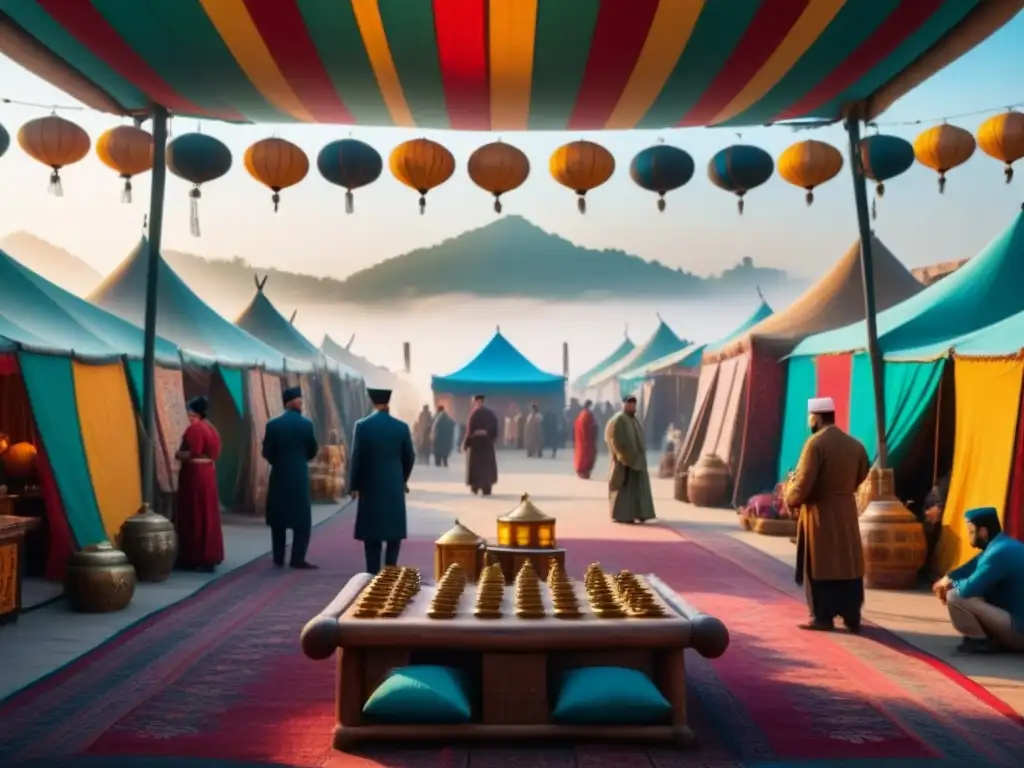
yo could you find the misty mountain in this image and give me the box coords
[0,231,103,295]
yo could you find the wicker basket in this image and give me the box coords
[738,513,752,531]
[752,518,798,537]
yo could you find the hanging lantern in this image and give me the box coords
[317,138,383,214]
[777,139,843,206]
[707,145,773,214]
[17,114,90,196]
[243,137,309,212]
[467,141,530,214]
[977,111,1024,184]
[913,124,975,194]
[0,122,9,161]
[629,144,694,212]
[858,134,915,219]
[549,140,615,214]
[166,133,233,237]
[389,138,455,215]
[95,125,153,204]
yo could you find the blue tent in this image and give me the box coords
[571,334,635,392]
[432,331,564,397]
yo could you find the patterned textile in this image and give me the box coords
[733,345,789,506]
[154,367,189,493]
[316,373,342,443]
[742,493,778,520]
[297,374,319,440]
[260,373,284,420]
[241,370,270,516]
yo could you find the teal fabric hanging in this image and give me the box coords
[18,352,107,547]
[849,354,945,465]
[217,365,246,417]
[125,359,144,408]
[776,356,817,481]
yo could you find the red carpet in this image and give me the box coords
[2,510,1023,767]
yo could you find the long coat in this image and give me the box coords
[464,405,499,489]
[349,410,416,542]
[430,411,455,459]
[263,409,319,530]
[524,412,543,455]
[605,411,656,522]
[542,411,562,449]
[784,425,869,584]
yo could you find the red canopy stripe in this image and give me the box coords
[567,0,659,131]
[814,353,853,433]
[241,0,354,123]
[433,0,490,130]
[775,0,943,121]
[679,0,811,126]
[34,0,236,121]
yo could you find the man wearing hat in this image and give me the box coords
[784,396,869,632]
[263,385,320,569]
[349,388,416,574]
[463,394,499,495]
[933,506,1024,654]
[605,394,656,524]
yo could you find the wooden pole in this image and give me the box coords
[844,115,888,469]
[140,104,169,504]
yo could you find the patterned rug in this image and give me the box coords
[2,510,1023,767]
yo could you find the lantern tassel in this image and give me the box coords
[577,195,586,215]
[493,196,502,215]
[48,169,63,198]
[189,186,202,238]
[871,196,878,221]
[805,189,814,207]
[345,190,354,214]
[737,196,745,216]
[1006,165,1014,184]
[938,173,947,194]
[272,191,281,213]
[418,194,426,215]
[657,196,666,213]
[876,181,886,198]
[121,176,133,204]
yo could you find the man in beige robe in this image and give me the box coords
[524,403,543,458]
[605,394,656,524]
[784,397,869,633]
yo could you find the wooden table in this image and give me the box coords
[301,573,729,752]
[0,515,41,624]
[486,545,565,584]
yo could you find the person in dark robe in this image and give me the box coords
[263,386,320,569]
[175,396,224,571]
[413,404,433,464]
[431,404,455,467]
[565,398,582,447]
[542,408,562,458]
[463,394,498,495]
[574,400,598,479]
[524,403,543,457]
[605,395,657,524]
[922,473,951,568]
[349,388,415,574]
[784,397,869,633]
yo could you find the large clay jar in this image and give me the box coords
[65,543,136,613]
[674,470,689,502]
[119,504,178,582]
[858,468,927,589]
[687,454,731,508]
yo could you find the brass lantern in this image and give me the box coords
[497,493,556,549]
[434,519,485,582]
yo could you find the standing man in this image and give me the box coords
[430,404,455,467]
[574,400,598,479]
[414,405,433,464]
[463,394,498,495]
[263,385,319,570]
[542,407,562,459]
[605,395,656,524]
[349,388,415,574]
[784,397,869,633]
[524,403,543,458]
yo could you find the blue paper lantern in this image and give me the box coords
[0,123,9,161]
[707,145,774,215]
[166,133,233,237]
[858,134,915,196]
[317,139,383,213]
[629,145,695,212]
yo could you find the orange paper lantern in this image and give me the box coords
[18,115,91,196]
[96,125,154,203]
[913,124,975,193]
[244,137,310,212]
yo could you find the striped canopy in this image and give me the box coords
[0,1,1019,129]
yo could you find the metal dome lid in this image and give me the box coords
[498,493,554,523]
[435,519,484,545]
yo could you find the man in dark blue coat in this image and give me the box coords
[263,385,319,569]
[348,388,416,574]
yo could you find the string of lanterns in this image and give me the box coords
[0,110,1021,234]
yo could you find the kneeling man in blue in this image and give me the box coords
[933,506,1024,654]
[349,387,416,574]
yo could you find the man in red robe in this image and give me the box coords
[175,396,225,571]
[574,399,598,479]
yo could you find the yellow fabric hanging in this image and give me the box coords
[934,357,1024,574]
[71,361,143,540]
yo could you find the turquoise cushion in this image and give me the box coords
[362,665,472,724]
[552,666,671,725]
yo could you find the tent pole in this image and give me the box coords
[140,104,169,505]
[844,114,888,469]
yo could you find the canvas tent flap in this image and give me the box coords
[696,357,747,462]
[432,331,564,396]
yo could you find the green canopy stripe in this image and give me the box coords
[218,365,246,418]
[527,0,600,130]
[18,352,107,547]
[125,358,144,408]
[378,2,448,128]
[776,355,816,481]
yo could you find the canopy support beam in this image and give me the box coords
[140,104,169,504]
[844,115,888,469]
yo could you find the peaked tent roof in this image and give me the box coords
[587,320,687,388]
[792,212,1024,358]
[571,335,636,391]
[622,299,774,380]
[90,238,303,370]
[894,304,1024,360]
[705,236,923,363]
[321,334,399,388]
[432,331,564,395]
[0,247,179,364]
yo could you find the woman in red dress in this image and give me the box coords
[175,396,225,571]
[573,400,598,479]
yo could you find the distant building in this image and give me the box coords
[912,258,970,286]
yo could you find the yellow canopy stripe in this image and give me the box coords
[487,0,538,130]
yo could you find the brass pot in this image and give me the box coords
[858,469,927,589]
[119,503,178,582]
[687,454,731,508]
[65,542,136,613]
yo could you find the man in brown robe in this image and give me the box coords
[784,396,869,633]
[463,394,498,496]
[605,395,656,524]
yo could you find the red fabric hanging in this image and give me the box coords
[1003,383,1024,541]
[814,353,853,432]
[733,346,789,506]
